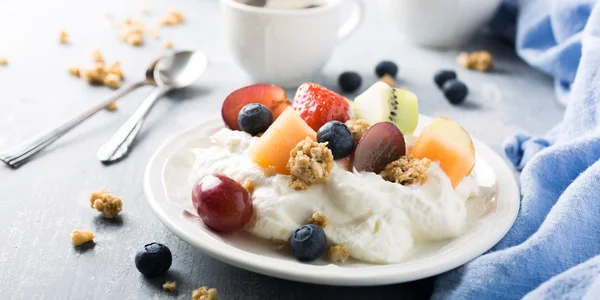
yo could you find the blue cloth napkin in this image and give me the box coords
[432,1,600,299]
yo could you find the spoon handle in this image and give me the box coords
[0,81,148,168]
[97,85,170,163]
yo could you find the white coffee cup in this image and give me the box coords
[220,0,365,87]
[378,0,502,48]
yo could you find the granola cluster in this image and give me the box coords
[457,50,494,72]
[162,281,177,292]
[345,119,371,143]
[68,49,124,103]
[287,137,334,190]
[380,155,431,185]
[328,245,351,263]
[308,212,328,228]
[0,57,7,65]
[242,179,254,195]
[192,286,218,300]
[59,30,69,44]
[118,18,145,46]
[90,188,123,218]
[71,230,95,246]
[160,8,186,26]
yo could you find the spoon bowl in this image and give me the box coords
[154,51,208,89]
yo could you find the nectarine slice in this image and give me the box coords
[248,107,317,175]
[410,117,475,188]
[222,84,290,131]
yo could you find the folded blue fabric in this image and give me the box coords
[432,1,600,299]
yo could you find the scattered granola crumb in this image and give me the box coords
[242,179,254,195]
[457,50,494,71]
[68,66,80,77]
[0,57,8,65]
[380,155,431,185]
[328,245,351,263]
[380,74,395,87]
[272,239,289,251]
[164,40,173,49]
[105,61,123,79]
[105,102,118,111]
[263,165,277,177]
[160,8,185,26]
[308,212,328,228]
[192,286,218,300]
[59,30,69,44]
[345,119,371,144]
[162,281,177,292]
[103,73,121,89]
[287,137,334,190]
[92,49,104,63]
[81,62,106,84]
[118,18,145,46]
[89,188,123,218]
[71,230,95,246]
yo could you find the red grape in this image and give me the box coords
[352,122,406,173]
[192,174,253,233]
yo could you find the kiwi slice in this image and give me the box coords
[352,82,419,134]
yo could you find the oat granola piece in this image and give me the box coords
[0,57,8,65]
[162,281,177,292]
[164,40,173,49]
[71,230,95,246]
[457,50,493,71]
[345,119,371,144]
[192,286,218,300]
[59,30,69,44]
[242,179,254,195]
[103,73,121,89]
[328,245,351,263]
[308,212,328,228]
[161,8,185,26]
[68,66,80,77]
[92,49,104,63]
[272,239,289,251]
[105,61,123,79]
[118,19,145,46]
[380,74,395,87]
[105,102,118,111]
[81,62,106,84]
[263,165,276,177]
[89,188,123,218]
[287,137,334,190]
[380,155,431,185]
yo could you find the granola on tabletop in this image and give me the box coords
[89,188,123,218]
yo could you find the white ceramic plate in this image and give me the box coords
[144,115,520,286]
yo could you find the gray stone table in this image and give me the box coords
[0,0,564,299]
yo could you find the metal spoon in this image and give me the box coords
[97,50,207,163]
[0,58,161,169]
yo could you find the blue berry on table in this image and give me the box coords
[434,70,457,89]
[317,121,355,159]
[375,61,399,78]
[135,242,172,277]
[290,224,327,262]
[338,71,362,93]
[442,79,468,105]
[238,103,273,136]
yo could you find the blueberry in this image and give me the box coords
[135,242,172,277]
[238,103,273,136]
[317,121,354,159]
[442,80,468,105]
[375,61,399,78]
[290,224,327,262]
[434,70,457,89]
[338,72,362,93]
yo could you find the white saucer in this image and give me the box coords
[143,115,519,286]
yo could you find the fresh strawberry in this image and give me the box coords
[292,82,351,131]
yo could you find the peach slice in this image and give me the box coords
[222,84,290,131]
[248,107,317,175]
[410,117,475,188]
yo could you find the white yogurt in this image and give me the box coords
[189,129,479,264]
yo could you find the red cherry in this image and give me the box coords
[192,174,253,233]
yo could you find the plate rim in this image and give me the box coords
[143,115,520,286]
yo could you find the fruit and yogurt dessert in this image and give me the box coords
[189,81,479,264]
